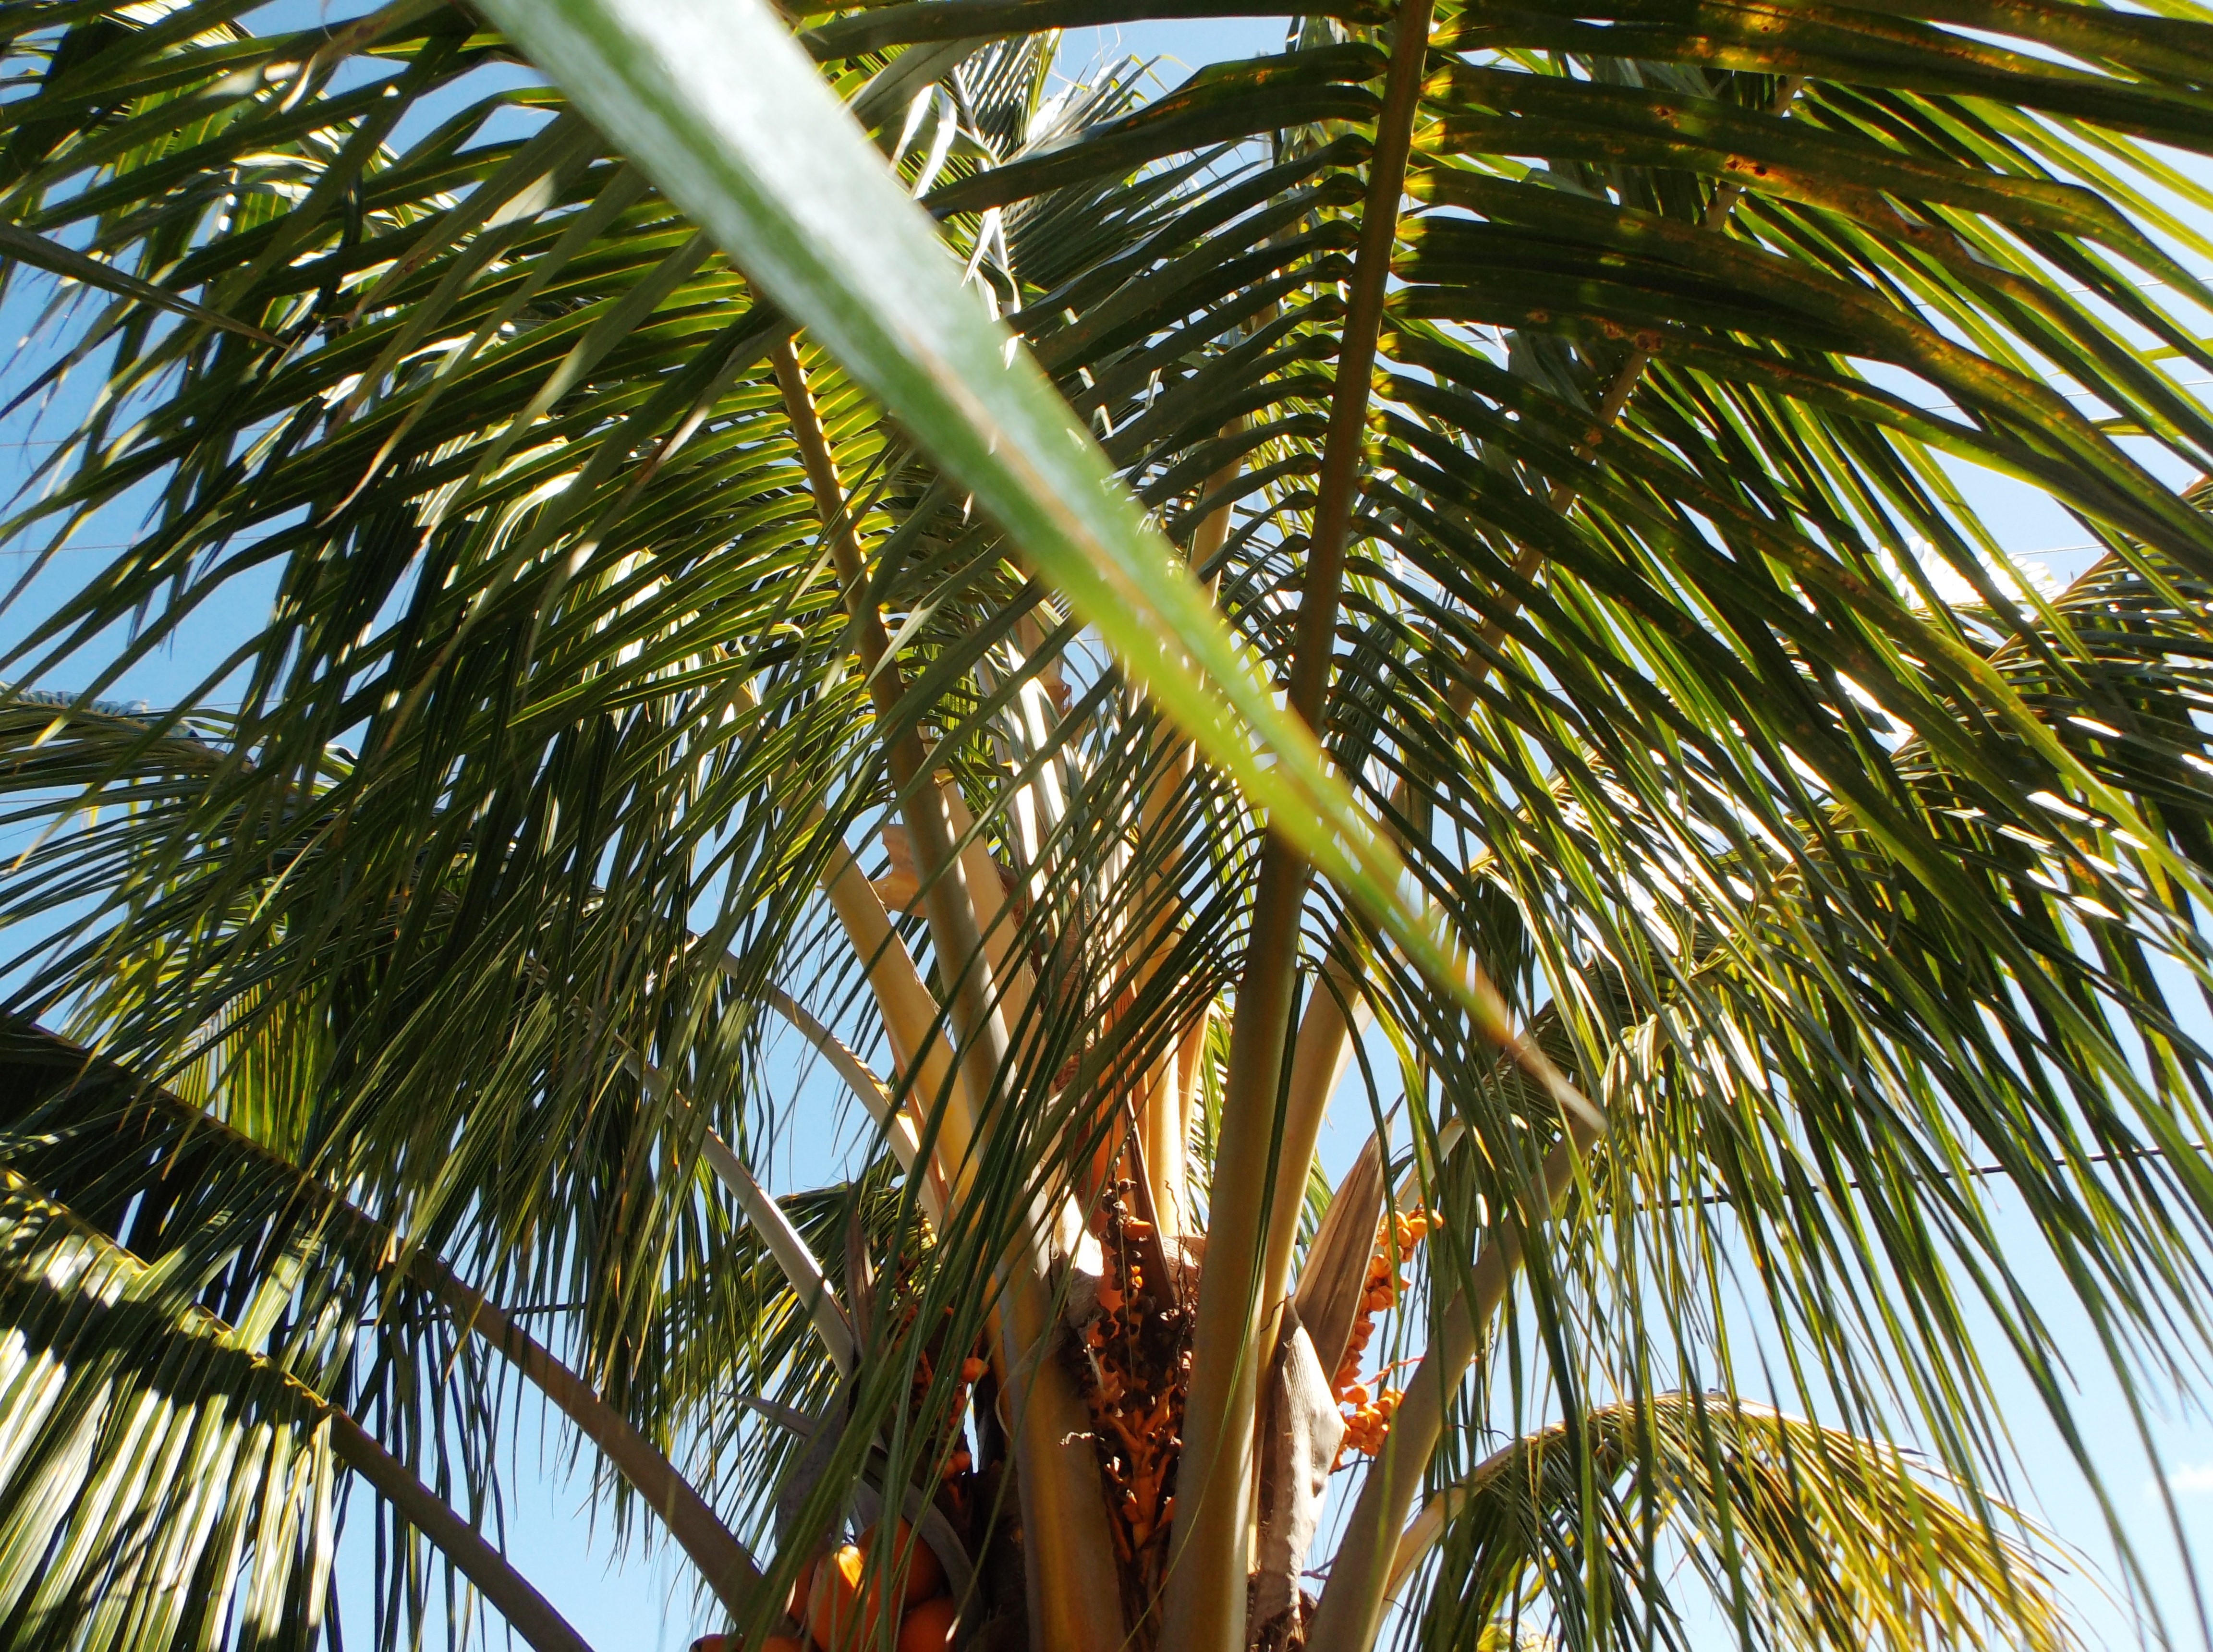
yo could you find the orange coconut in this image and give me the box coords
[805,1544,888,1649]
[786,1555,818,1624]
[859,1518,944,1607]
[896,1597,957,1652]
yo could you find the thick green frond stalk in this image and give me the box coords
[1163,5,1450,1647]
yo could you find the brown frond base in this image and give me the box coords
[1247,1578,1320,1652]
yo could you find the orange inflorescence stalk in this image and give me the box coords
[1332,1208,1432,1466]
[1069,1180,1192,1618]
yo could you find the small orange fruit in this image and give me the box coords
[691,1637,729,1652]
[897,1597,957,1652]
[859,1518,944,1606]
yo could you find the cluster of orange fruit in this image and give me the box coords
[907,1347,987,1492]
[692,1519,955,1652]
[876,1256,989,1507]
[1331,1208,1433,1466]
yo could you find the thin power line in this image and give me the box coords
[1910,374,2213,418]
[1654,1140,2211,1212]
[359,1300,586,1327]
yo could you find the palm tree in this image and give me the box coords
[2,0,2213,1649]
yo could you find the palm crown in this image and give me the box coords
[1,3,2212,1652]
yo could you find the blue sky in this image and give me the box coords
[3,6,2212,1650]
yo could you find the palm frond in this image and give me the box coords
[7,1,2213,1649]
